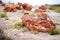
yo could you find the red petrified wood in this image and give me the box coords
[39,5,47,10]
[22,3,33,11]
[22,12,56,32]
[4,4,16,12]
[35,5,47,12]
[16,3,23,10]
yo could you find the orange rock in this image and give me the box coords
[16,5,22,10]
[22,3,33,11]
[35,5,47,12]
[4,4,17,12]
[39,5,47,10]
[22,12,56,32]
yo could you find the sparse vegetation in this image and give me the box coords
[49,29,60,35]
[55,23,59,25]
[0,12,9,20]
[5,17,9,20]
[54,8,60,13]
[30,31,39,35]
[22,28,28,33]
[0,12,7,17]
[13,20,24,29]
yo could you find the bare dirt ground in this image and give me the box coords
[0,6,60,40]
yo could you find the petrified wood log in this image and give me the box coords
[22,3,33,11]
[22,12,56,32]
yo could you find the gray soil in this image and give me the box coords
[0,6,60,40]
